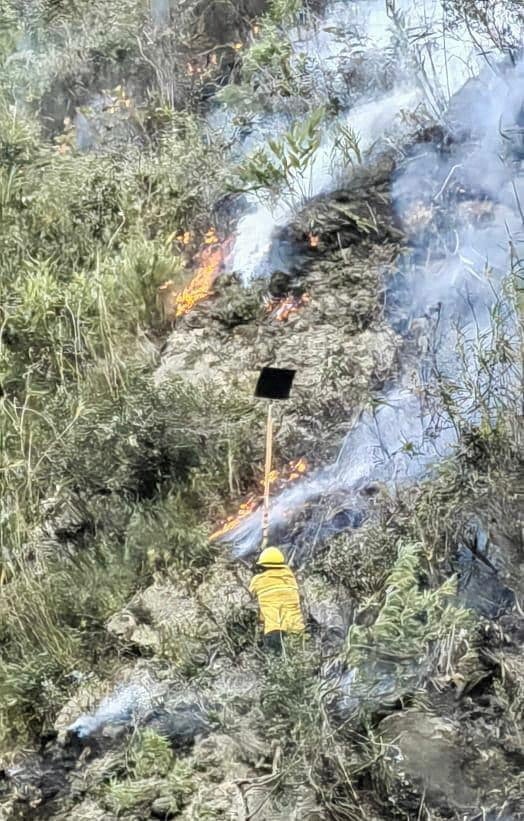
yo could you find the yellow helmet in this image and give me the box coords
[257,546,285,566]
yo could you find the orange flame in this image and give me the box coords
[158,231,232,320]
[209,495,259,541]
[176,230,192,247]
[210,458,309,541]
[308,233,320,248]
[173,246,223,317]
[266,293,310,322]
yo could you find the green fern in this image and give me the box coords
[346,542,474,667]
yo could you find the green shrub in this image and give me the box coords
[268,0,303,24]
[103,734,195,815]
[104,776,162,814]
[0,539,144,747]
[128,729,174,778]
[241,23,292,84]
[260,640,322,747]
[165,758,197,809]
[317,523,397,601]
[232,108,325,204]
[345,542,475,670]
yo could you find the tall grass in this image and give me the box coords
[0,0,255,752]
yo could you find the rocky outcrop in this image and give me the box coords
[380,710,479,809]
[155,235,402,464]
[379,706,523,817]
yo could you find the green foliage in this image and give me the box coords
[104,735,195,815]
[1,361,260,541]
[0,536,146,745]
[345,542,474,668]
[1,0,150,104]
[165,758,197,810]
[105,776,162,814]
[331,123,362,168]
[241,22,292,84]
[125,492,214,572]
[216,0,305,109]
[0,105,227,403]
[268,0,303,25]
[232,107,324,203]
[443,0,523,49]
[129,729,174,777]
[318,523,397,600]
[260,640,322,746]
[0,360,261,748]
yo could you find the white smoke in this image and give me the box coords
[230,86,421,279]
[222,0,515,280]
[216,3,523,557]
[229,390,461,557]
[68,675,161,738]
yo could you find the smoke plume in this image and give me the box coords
[214,1,523,558]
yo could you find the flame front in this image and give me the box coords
[266,293,310,322]
[160,230,232,320]
[209,495,259,542]
[210,458,309,542]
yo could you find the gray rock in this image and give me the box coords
[380,710,478,809]
[151,795,176,819]
[337,657,429,718]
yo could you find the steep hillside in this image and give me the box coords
[0,1,522,819]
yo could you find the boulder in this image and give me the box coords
[191,733,251,782]
[456,517,516,619]
[106,580,215,659]
[336,656,428,718]
[151,795,177,819]
[457,545,515,619]
[379,710,479,811]
[379,705,524,815]
[203,653,262,707]
[196,563,252,630]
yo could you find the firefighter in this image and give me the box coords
[248,546,305,652]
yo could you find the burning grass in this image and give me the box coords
[210,457,308,541]
[158,230,233,320]
[264,292,310,321]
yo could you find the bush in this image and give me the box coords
[344,542,475,688]
[317,523,398,601]
[0,362,263,747]
[103,732,195,815]
[129,729,174,777]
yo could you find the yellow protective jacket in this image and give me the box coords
[248,566,305,635]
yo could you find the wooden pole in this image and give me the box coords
[261,401,273,547]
